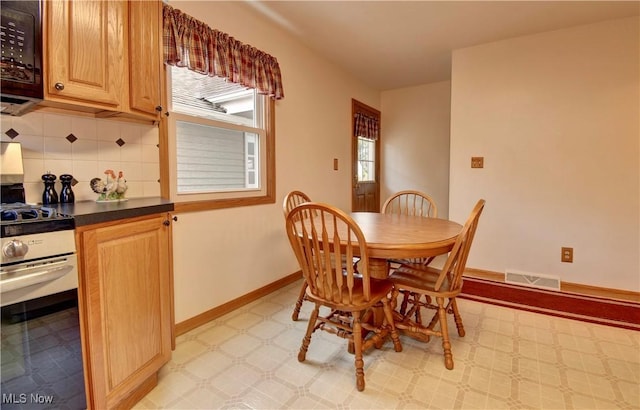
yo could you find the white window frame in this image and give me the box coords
[245,133,259,189]
[164,67,275,208]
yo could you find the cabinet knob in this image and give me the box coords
[163,216,177,226]
[54,82,65,91]
[155,105,163,112]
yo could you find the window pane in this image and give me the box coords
[176,120,259,193]
[245,133,259,188]
[358,137,375,161]
[357,137,375,182]
[171,66,255,127]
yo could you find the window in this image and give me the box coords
[167,67,275,206]
[171,67,264,195]
[357,137,376,182]
[161,4,283,209]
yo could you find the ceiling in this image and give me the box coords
[245,1,640,90]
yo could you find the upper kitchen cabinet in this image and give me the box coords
[43,0,162,122]
[45,0,125,109]
[127,1,162,118]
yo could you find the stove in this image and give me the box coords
[0,141,85,410]
[0,202,77,306]
[0,144,78,307]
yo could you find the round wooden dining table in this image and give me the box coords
[349,212,463,279]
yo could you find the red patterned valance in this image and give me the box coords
[163,4,284,100]
[354,112,379,140]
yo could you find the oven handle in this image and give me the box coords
[0,259,75,293]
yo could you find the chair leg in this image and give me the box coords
[450,298,466,337]
[436,297,454,370]
[291,281,308,321]
[390,287,399,309]
[426,304,440,331]
[352,313,365,391]
[390,287,401,320]
[298,305,319,362]
[399,290,410,315]
[414,293,423,324]
[381,299,403,353]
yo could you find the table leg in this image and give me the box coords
[370,258,431,344]
[366,257,389,330]
[368,258,390,348]
[368,258,389,280]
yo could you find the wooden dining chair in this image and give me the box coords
[381,189,438,219]
[388,199,485,370]
[283,190,312,219]
[381,190,439,321]
[283,190,358,321]
[285,202,402,391]
[283,190,314,321]
[381,190,438,266]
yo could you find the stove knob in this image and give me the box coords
[3,240,28,258]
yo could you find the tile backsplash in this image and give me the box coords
[1,111,160,204]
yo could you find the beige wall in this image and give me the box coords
[169,1,380,322]
[381,81,451,218]
[450,17,639,291]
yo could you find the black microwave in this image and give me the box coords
[0,0,43,116]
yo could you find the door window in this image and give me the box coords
[357,137,376,182]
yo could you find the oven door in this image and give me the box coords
[0,253,78,307]
[1,260,86,410]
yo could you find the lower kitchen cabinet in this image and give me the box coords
[76,213,173,409]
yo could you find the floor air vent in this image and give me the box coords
[505,270,561,291]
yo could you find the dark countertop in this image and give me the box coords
[55,197,174,227]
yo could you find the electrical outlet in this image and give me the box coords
[471,157,484,168]
[561,247,573,263]
[333,158,338,170]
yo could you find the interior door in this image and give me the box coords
[351,99,381,212]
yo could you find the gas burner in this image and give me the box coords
[0,203,61,222]
[0,203,74,237]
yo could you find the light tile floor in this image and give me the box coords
[135,280,640,409]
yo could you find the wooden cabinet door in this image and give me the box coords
[45,0,125,108]
[128,0,162,118]
[80,215,172,409]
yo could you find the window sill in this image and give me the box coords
[172,192,275,213]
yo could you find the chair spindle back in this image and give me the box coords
[285,203,371,305]
[382,190,438,218]
[434,199,485,292]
